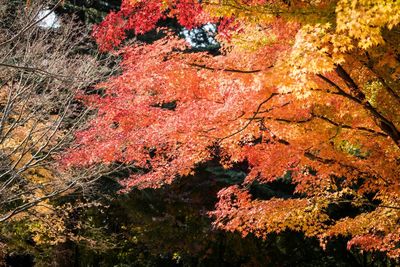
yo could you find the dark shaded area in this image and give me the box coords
[37,162,365,266]
[57,0,121,23]
[249,171,298,200]
[5,253,34,267]
[3,161,398,266]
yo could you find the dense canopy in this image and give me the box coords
[64,0,400,259]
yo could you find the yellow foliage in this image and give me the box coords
[229,24,277,51]
[336,0,400,49]
[204,0,276,24]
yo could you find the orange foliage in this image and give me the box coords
[65,0,400,258]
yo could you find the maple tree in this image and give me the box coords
[64,0,400,259]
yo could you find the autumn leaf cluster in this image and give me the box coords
[64,0,400,258]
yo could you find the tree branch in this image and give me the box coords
[188,62,264,74]
[317,72,400,147]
